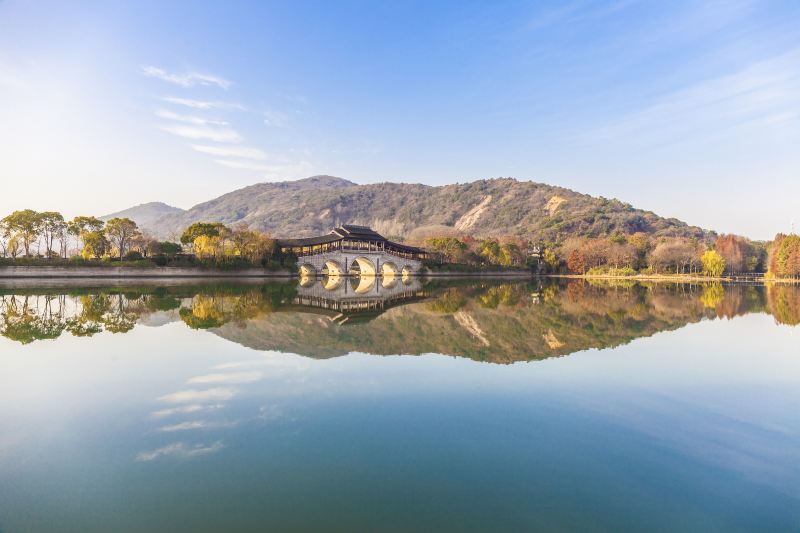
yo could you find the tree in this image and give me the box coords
[81,230,108,259]
[180,222,226,245]
[104,218,140,259]
[39,211,65,259]
[701,250,725,278]
[68,216,105,256]
[715,234,752,273]
[425,237,468,263]
[1,209,42,257]
[147,240,182,257]
[768,234,800,278]
[542,248,560,273]
[567,249,586,274]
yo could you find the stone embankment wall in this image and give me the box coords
[0,266,293,278]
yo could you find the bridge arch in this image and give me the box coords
[322,259,344,276]
[323,274,343,290]
[299,275,316,288]
[352,274,376,294]
[299,263,316,277]
[381,261,399,277]
[350,256,377,277]
[401,265,415,277]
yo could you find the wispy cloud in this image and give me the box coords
[211,159,313,177]
[151,404,224,418]
[162,96,245,111]
[188,371,263,384]
[159,387,236,403]
[583,50,800,148]
[213,159,273,170]
[155,109,228,126]
[142,66,231,89]
[159,420,238,432]
[160,124,243,143]
[136,441,224,462]
[263,110,288,127]
[192,145,267,160]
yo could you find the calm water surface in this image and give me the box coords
[1,278,799,532]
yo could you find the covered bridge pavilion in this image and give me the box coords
[276,225,428,262]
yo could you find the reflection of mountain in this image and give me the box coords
[2,281,798,363]
[215,282,780,363]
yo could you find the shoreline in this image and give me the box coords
[544,273,799,284]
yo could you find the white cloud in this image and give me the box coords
[142,66,231,89]
[135,441,224,461]
[151,404,223,418]
[188,371,263,384]
[159,387,236,403]
[213,159,273,170]
[263,110,288,127]
[584,50,800,148]
[162,96,245,110]
[155,109,228,126]
[192,145,266,160]
[159,420,238,432]
[160,124,243,143]
[261,160,314,180]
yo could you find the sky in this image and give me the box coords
[1,0,798,239]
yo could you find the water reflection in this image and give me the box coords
[1,280,798,359]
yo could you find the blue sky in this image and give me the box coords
[1,0,798,239]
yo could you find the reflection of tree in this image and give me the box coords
[478,285,520,309]
[1,281,797,355]
[178,284,297,330]
[767,284,800,326]
[0,294,66,344]
[700,283,725,309]
[426,289,466,314]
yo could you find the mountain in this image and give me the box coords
[101,202,185,234]
[133,175,712,242]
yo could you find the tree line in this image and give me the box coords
[419,229,800,279]
[0,209,282,268]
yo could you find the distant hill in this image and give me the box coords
[126,175,713,242]
[101,202,185,234]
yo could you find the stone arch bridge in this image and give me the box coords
[277,225,427,277]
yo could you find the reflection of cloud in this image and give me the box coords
[188,371,262,384]
[159,388,236,403]
[151,404,223,418]
[136,441,224,462]
[159,125,242,142]
[159,420,238,432]
[142,66,231,89]
[258,404,284,421]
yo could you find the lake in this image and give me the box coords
[1,278,799,532]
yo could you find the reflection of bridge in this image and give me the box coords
[277,225,427,277]
[292,274,424,323]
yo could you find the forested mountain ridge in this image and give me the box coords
[114,175,713,242]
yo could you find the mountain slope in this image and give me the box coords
[101,202,185,234]
[144,175,712,242]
